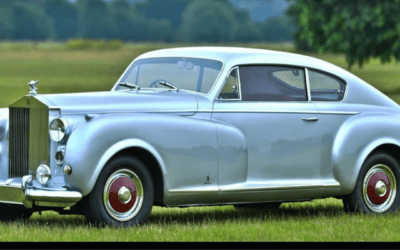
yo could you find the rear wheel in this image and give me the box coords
[0,204,32,221]
[343,153,400,214]
[234,202,282,210]
[83,156,154,226]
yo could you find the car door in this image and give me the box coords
[307,68,354,178]
[212,65,324,191]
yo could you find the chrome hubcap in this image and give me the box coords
[363,164,396,213]
[375,180,387,197]
[103,169,144,222]
[118,186,132,204]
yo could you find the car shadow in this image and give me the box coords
[147,201,348,225]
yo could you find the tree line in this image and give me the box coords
[287,0,400,68]
[0,0,295,43]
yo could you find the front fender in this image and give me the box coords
[332,113,400,194]
[64,112,218,197]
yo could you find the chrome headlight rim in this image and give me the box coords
[49,117,69,142]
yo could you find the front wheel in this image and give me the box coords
[343,153,400,214]
[83,156,154,226]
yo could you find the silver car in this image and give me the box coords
[0,47,399,226]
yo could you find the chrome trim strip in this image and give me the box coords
[169,187,219,193]
[219,182,341,192]
[210,110,360,115]
[305,68,311,102]
[169,182,340,193]
[63,110,360,115]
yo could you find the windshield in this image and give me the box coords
[115,57,223,94]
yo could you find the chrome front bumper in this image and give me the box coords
[0,175,82,208]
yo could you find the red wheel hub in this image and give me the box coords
[367,172,390,205]
[108,177,137,213]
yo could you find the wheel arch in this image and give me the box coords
[365,144,400,167]
[83,139,167,204]
[110,147,165,206]
[341,143,400,213]
[341,139,400,195]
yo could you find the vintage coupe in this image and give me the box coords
[0,47,400,226]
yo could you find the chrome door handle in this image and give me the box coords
[302,117,319,122]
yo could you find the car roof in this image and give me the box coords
[137,47,351,78]
[134,47,399,108]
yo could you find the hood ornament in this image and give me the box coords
[28,80,39,95]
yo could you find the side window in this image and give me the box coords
[218,68,240,100]
[239,66,307,101]
[308,70,346,101]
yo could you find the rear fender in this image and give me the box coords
[332,113,400,194]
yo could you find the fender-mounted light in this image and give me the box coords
[36,164,51,186]
[55,147,65,165]
[64,165,72,175]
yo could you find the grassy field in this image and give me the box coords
[2,198,400,241]
[1,42,400,241]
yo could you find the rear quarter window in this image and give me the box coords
[308,70,346,101]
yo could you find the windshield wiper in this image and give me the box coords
[118,82,140,90]
[158,81,179,92]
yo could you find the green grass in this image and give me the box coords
[1,198,400,241]
[1,42,400,241]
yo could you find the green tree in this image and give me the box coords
[0,0,14,39]
[77,0,113,39]
[135,0,194,31]
[287,0,400,68]
[43,0,78,40]
[180,0,237,43]
[111,0,147,41]
[232,9,262,42]
[259,16,295,42]
[147,18,173,42]
[11,0,55,40]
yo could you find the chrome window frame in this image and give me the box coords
[217,65,308,103]
[305,68,311,102]
[216,64,349,104]
[216,66,242,101]
[306,67,348,103]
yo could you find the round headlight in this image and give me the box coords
[36,164,51,186]
[50,117,69,142]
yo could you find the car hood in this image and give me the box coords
[35,91,199,115]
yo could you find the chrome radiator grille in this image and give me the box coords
[9,97,49,178]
